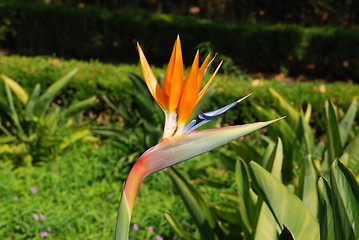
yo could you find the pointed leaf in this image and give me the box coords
[1,74,29,104]
[252,104,298,181]
[62,96,98,118]
[269,88,300,131]
[254,138,283,240]
[168,167,218,240]
[324,101,342,169]
[249,162,320,240]
[34,69,78,117]
[164,211,196,240]
[318,177,335,240]
[297,155,318,217]
[303,104,312,124]
[340,135,359,177]
[300,109,315,155]
[339,99,357,146]
[25,84,41,121]
[59,128,92,149]
[235,159,253,235]
[330,160,359,239]
[264,137,283,178]
[4,83,24,136]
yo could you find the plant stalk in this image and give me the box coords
[115,162,146,240]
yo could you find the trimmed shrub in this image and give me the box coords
[0,1,358,80]
[0,55,358,125]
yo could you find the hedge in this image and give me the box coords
[1,55,358,126]
[0,1,358,81]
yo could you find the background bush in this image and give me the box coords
[1,55,358,125]
[0,1,358,80]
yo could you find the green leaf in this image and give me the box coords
[324,101,342,169]
[252,104,298,181]
[300,109,315,155]
[249,162,320,240]
[296,155,318,217]
[164,211,196,240]
[330,160,359,240]
[59,128,92,150]
[1,74,29,104]
[261,137,276,169]
[339,99,357,147]
[340,135,359,177]
[254,138,283,240]
[235,159,253,236]
[25,84,41,121]
[168,167,218,240]
[264,138,283,178]
[303,103,312,124]
[318,177,335,240]
[62,96,98,118]
[34,69,78,118]
[268,88,300,131]
[4,83,25,136]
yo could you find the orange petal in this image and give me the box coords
[197,54,211,88]
[137,43,166,110]
[162,36,184,112]
[197,61,223,104]
[177,51,200,124]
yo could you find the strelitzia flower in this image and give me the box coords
[115,36,283,240]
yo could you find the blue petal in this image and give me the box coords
[199,101,238,120]
[183,94,252,134]
[183,120,197,133]
[183,119,210,133]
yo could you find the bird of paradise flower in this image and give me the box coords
[115,36,283,240]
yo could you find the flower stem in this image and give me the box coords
[115,162,146,240]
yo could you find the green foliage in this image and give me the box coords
[0,70,98,164]
[166,90,358,239]
[251,88,358,181]
[0,56,136,103]
[1,55,358,131]
[91,73,165,169]
[1,1,359,80]
[0,142,188,239]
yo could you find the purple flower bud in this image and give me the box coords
[13,196,18,201]
[30,187,38,193]
[33,214,39,221]
[133,224,139,231]
[148,226,154,232]
[40,232,48,238]
[155,235,163,240]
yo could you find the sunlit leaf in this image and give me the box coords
[330,160,359,239]
[297,155,318,217]
[318,177,335,240]
[1,74,29,104]
[249,162,320,240]
[339,99,357,146]
[340,135,359,177]
[324,101,342,170]
[254,138,283,240]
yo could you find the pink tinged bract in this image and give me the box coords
[136,118,284,176]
